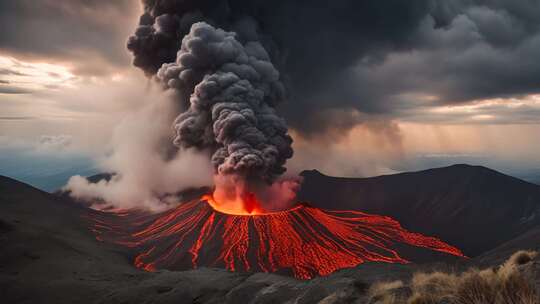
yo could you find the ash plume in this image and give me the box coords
[156,22,293,183]
[127,0,433,136]
[67,0,430,211]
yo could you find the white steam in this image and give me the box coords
[64,89,213,211]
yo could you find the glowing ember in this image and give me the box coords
[89,197,465,280]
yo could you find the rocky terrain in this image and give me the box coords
[1,165,539,303]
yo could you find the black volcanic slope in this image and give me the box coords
[298,164,540,257]
[0,176,136,303]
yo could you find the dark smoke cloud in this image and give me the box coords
[127,0,540,135]
[157,22,293,182]
[1,0,538,135]
[127,0,433,135]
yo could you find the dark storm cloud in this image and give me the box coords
[282,0,540,127]
[413,1,540,103]
[322,0,540,126]
[0,0,138,75]
[345,0,540,126]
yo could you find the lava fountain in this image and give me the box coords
[89,191,465,280]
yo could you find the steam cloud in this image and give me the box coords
[158,22,292,183]
[65,90,214,211]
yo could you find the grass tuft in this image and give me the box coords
[367,250,539,304]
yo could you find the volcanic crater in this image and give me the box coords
[90,194,465,280]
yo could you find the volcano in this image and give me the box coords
[90,195,465,280]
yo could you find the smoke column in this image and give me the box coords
[124,1,436,205]
[127,0,433,136]
[158,22,292,183]
[67,10,297,213]
[157,22,294,212]
[65,1,434,212]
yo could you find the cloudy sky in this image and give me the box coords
[1,0,540,190]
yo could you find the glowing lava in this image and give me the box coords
[202,193,265,215]
[89,197,465,280]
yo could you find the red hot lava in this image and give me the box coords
[89,193,465,280]
[204,192,265,215]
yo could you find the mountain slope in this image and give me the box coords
[0,176,418,303]
[0,176,138,303]
[298,164,540,256]
[477,225,540,266]
[1,165,539,303]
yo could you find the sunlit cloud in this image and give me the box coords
[401,94,540,124]
[0,55,76,93]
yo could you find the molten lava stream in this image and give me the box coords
[89,196,465,280]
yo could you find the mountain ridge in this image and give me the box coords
[297,164,540,256]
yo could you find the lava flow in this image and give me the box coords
[89,194,465,280]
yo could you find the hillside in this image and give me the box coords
[298,164,540,256]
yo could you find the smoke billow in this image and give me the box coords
[65,90,214,211]
[158,22,292,183]
[127,0,433,135]
[67,19,296,212]
[69,0,432,211]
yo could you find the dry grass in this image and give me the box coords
[369,281,407,304]
[368,250,539,304]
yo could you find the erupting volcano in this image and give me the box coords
[77,10,467,281]
[90,193,465,280]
